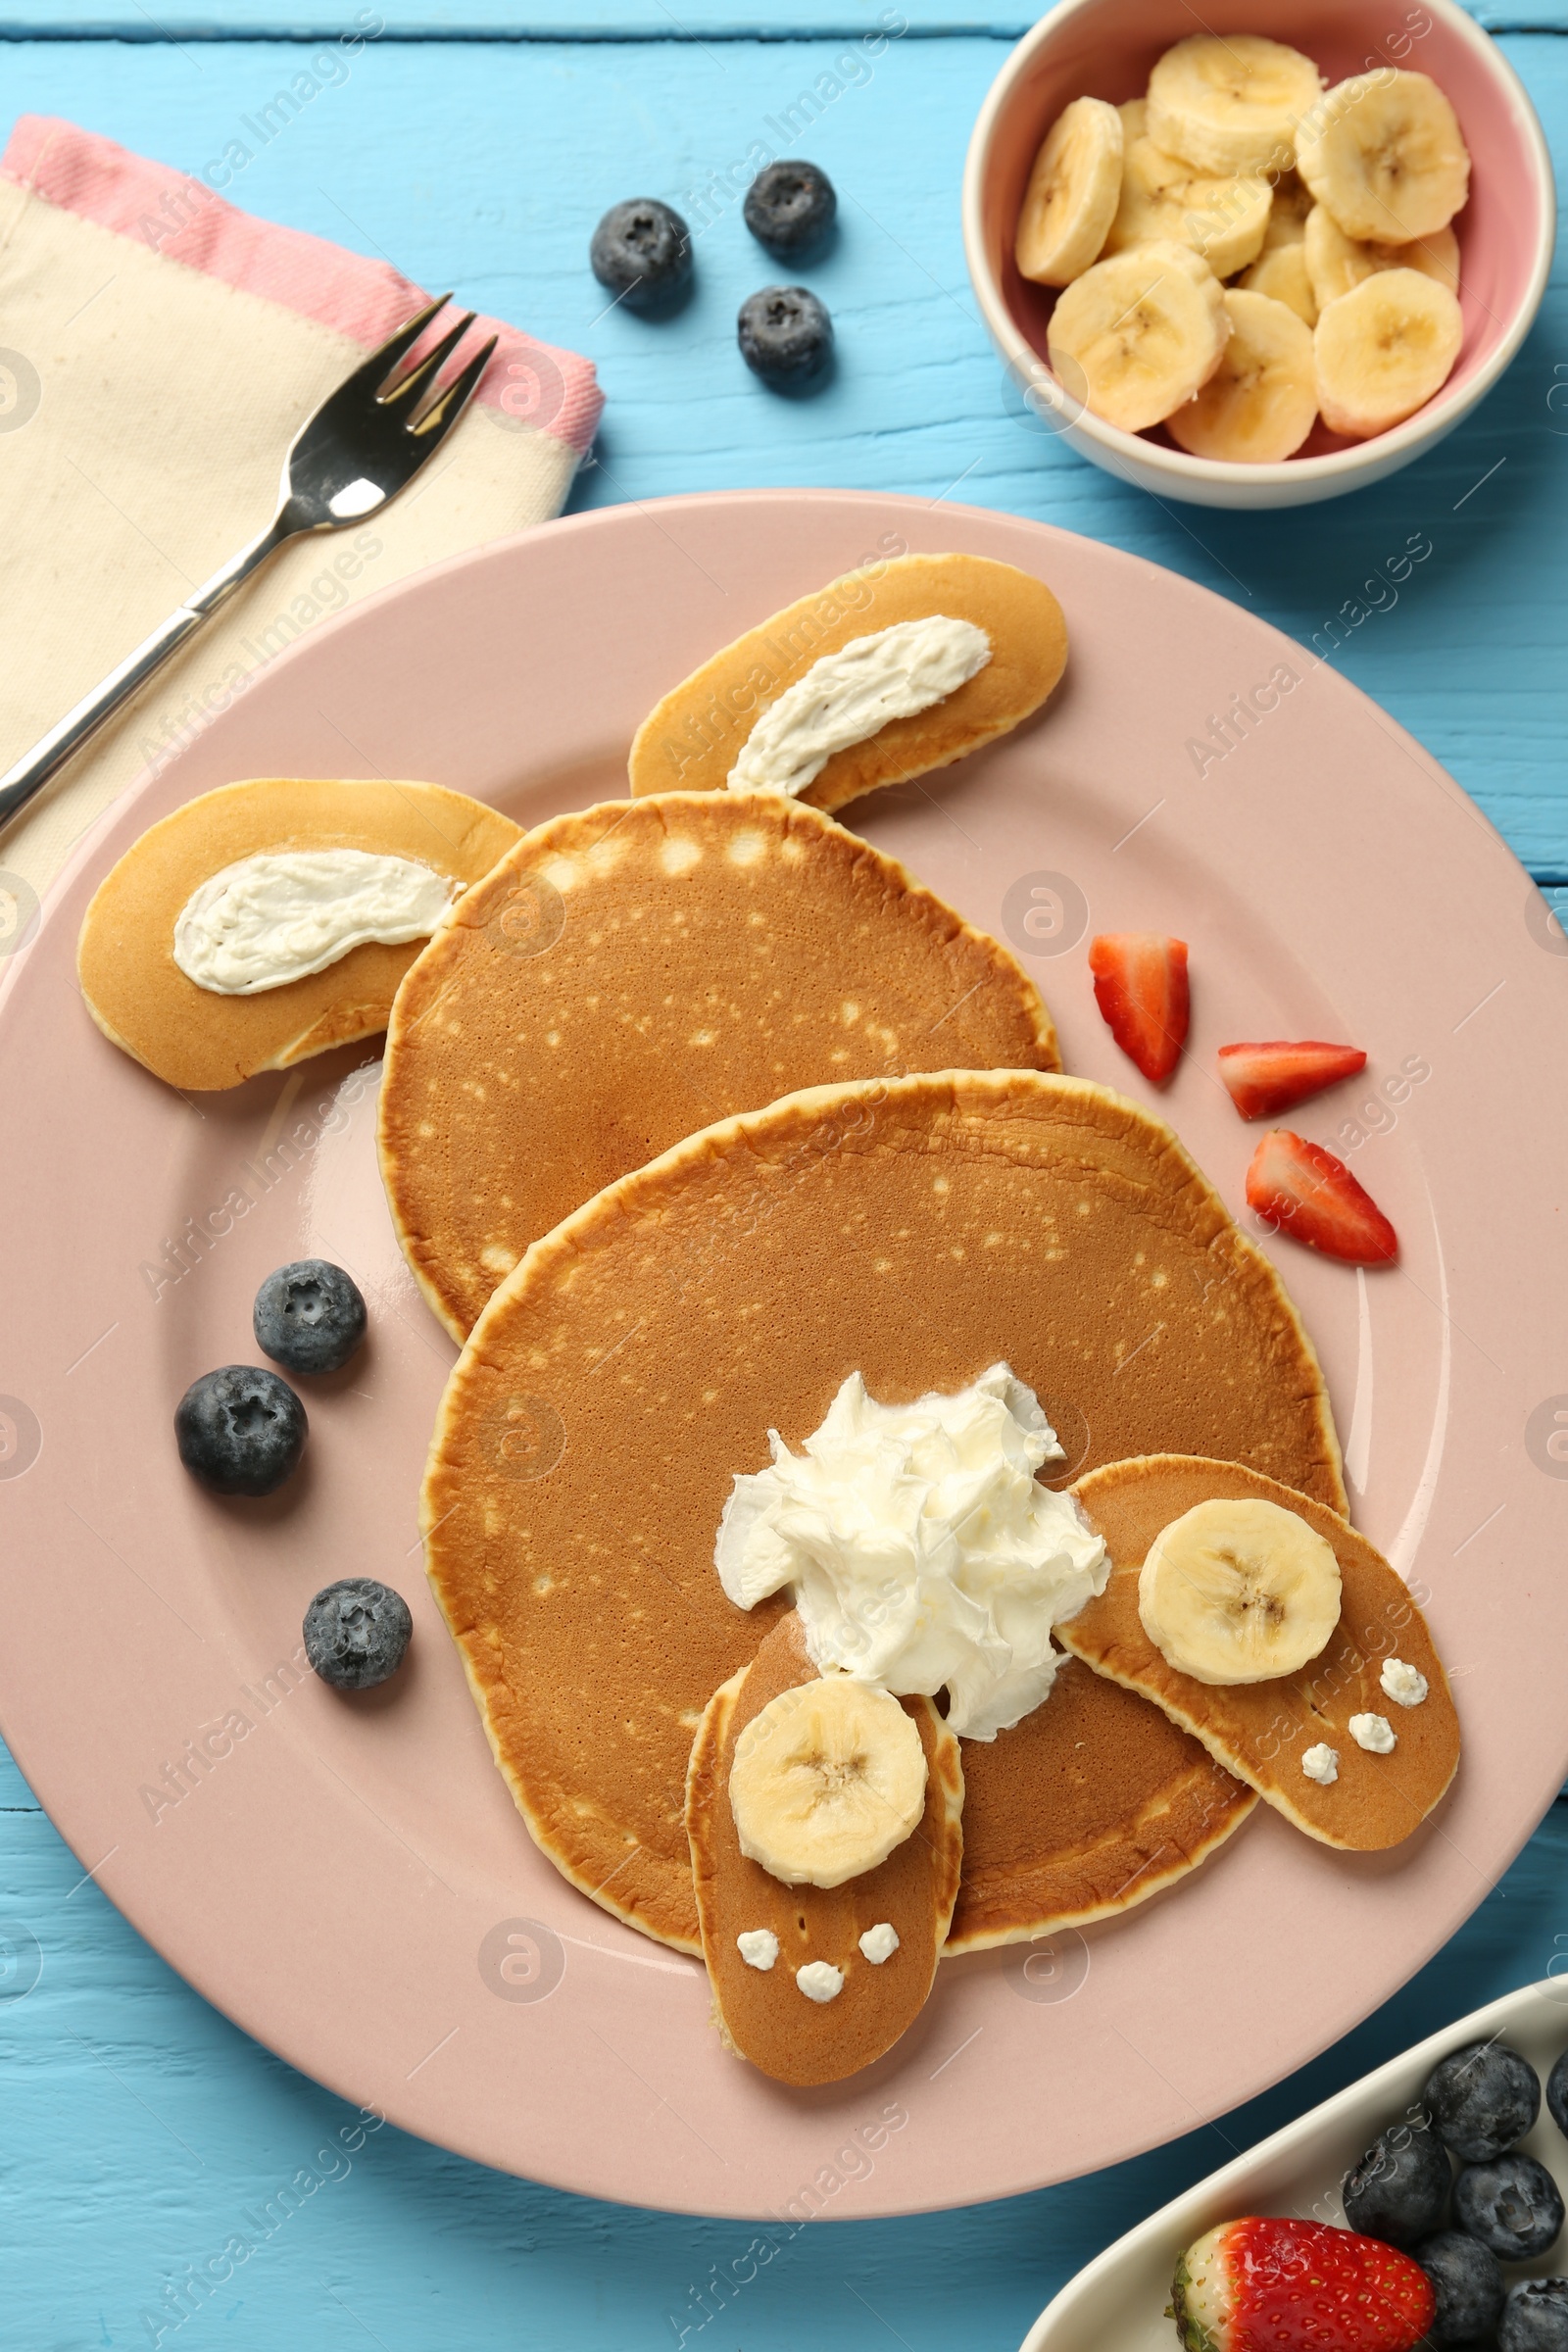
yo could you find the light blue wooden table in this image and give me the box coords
[2,6,1565,2345]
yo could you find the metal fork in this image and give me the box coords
[0,294,497,833]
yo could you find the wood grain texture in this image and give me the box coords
[0,19,1562,2348]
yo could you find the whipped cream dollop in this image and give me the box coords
[1301,1743,1340,1786]
[737,1929,779,1971]
[796,1961,844,2004]
[726,615,991,797]
[1381,1657,1428,1708]
[858,1923,900,1965]
[173,849,455,995]
[714,1363,1107,1741]
[1349,1712,1396,1754]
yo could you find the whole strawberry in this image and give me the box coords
[1171,2216,1435,2352]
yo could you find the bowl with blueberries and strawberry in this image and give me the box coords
[1171,2039,1568,2352]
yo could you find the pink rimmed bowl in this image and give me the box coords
[962,0,1555,508]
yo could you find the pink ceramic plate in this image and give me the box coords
[1,491,1564,2220]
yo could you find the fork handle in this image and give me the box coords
[0,514,292,837]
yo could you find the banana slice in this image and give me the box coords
[1240,240,1317,326]
[728,1676,927,1888]
[1297,71,1470,244]
[1138,1496,1342,1685]
[1314,266,1463,438]
[1119,97,1148,144]
[1167,289,1318,464]
[1103,135,1271,278]
[1049,241,1230,433]
[1305,203,1460,308]
[1264,171,1315,245]
[1015,95,1124,286]
[1148,33,1324,176]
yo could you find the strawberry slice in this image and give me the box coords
[1088,933,1189,1083]
[1173,2217,1435,2352]
[1219,1040,1367,1121]
[1246,1130,1397,1264]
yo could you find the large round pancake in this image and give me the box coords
[422,1071,1346,1952]
[1058,1456,1459,1851]
[625,553,1068,813]
[379,791,1059,1341]
[77,777,520,1092]
[686,1612,964,2086]
[943,1657,1255,1953]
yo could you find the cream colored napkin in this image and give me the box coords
[0,116,603,894]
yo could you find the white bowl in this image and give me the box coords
[962,0,1556,508]
[1019,1977,1568,2350]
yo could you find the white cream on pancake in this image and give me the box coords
[174,848,454,995]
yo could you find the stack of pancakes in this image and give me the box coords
[374,583,1455,2086]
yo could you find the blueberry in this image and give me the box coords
[737,285,833,384]
[1415,2230,1507,2347]
[1547,2049,1568,2140]
[254,1259,367,1377]
[303,1578,412,1690]
[589,199,691,310]
[1502,2278,1568,2352]
[1426,2041,1542,2161]
[1455,2153,1566,2261]
[743,159,837,256]
[174,1366,306,1497]
[1343,2122,1451,2244]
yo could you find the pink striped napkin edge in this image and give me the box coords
[1,114,603,455]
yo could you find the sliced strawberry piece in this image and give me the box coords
[1246,1129,1397,1265]
[1173,2217,1435,2352]
[1219,1040,1367,1121]
[1088,933,1189,1083]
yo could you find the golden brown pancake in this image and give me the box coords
[626,553,1068,814]
[943,1658,1255,1951]
[78,777,519,1092]
[421,1070,1345,1952]
[379,791,1058,1341]
[1058,1456,1458,1850]
[686,1614,963,2085]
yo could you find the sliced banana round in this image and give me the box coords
[1148,33,1324,177]
[1305,204,1460,308]
[1167,289,1318,465]
[1049,240,1231,434]
[1315,266,1463,438]
[1138,1496,1342,1685]
[1297,70,1470,245]
[1103,135,1271,279]
[1240,240,1317,327]
[728,1676,927,1889]
[1015,95,1124,287]
[1264,171,1315,245]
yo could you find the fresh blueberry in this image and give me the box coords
[1426,2040,1542,2161]
[743,159,837,256]
[174,1366,306,1497]
[1547,2049,1568,2140]
[303,1578,412,1690]
[1415,2230,1507,2347]
[1342,2122,1451,2244]
[1502,2278,1568,2352]
[1455,2153,1566,2261]
[253,1259,367,1377]
[737,285,833,385]
[589,199,692,310]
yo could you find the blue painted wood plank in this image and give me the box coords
[0,2,1562,41]
[0,23,1562,2349]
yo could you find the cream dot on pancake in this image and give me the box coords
[859,1923,900,1964]
[796,1960,844,2003]
[661,837,702,875]
[737,1929,779,1971]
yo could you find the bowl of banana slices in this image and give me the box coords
[962,0,1554,508]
